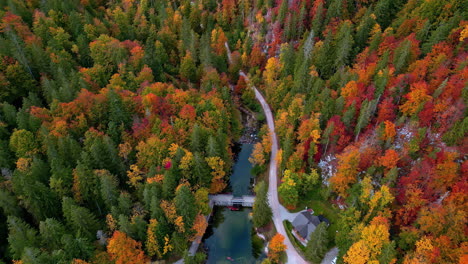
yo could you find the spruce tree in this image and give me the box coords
[252,181,272,228]
[174,185,197,229]
[62,197,101,240]
[39,218,66,251]
[98,170,119,211]
[7,216,40,259]
[333,21,354,70]
[305,222,329,263]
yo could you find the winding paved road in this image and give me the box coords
[239,71,308,264]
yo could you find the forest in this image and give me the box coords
[0,0,466,264]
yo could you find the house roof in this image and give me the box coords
[292,211,321,240]
[318,215,330,225]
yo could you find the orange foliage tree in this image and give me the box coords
[330,146,361,197]
[379,149,399,170]
[382,121,396,142]
[268,233,287,263]
[191,214,208,242]
[400,82,432,116]
[107,231,148,264]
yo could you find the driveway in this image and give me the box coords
[241,71,308,264]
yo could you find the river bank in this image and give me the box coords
[201,143,266,263]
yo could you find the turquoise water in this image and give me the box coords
[204,144,260,264]
[230,143,254,197]
[204,208,255,264]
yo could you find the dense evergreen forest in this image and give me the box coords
[0,0,466,263]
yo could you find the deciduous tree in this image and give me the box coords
[278,170,299,209]
[107,231,148,264]
[206,156,227,193]
[268,233,287,263]
[330,146,360,197]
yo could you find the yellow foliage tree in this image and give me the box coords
[264,57,283,86]
[210,27,227,56]
[127,164,144,188]
[163,235,173,255]
[168,143,180,157]
[297,113,321,143]
[160,200,177,223]
[345,217,392,264]
[16,157,31,172]
[344,240,371,264]
[361,222,390,258]
[106,214,117,231]
[118,142,132,161]
[136,136,167,169]
[179,151,193,172]
[206,156,227,193]
[249,142,265,166]
[400,82,432,116]
[403,236,435,264]
[146,219,162,259]
[174,215,185,233]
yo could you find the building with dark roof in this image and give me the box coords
[291,211,329,244]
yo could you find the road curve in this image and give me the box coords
[239,71,308,264]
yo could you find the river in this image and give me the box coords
[203,143,264,264]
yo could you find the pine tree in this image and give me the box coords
[97,170,120,211]
[326,0,343,23]
[61,234,94,261]
[333,20,354,70]
[192,152,210,187]
[279,43,295,77]
[252,181,272,228]
[13,172,61,221]
[313,31,334,79]
[0,189,22,217]
[305,222,329,263]
[354,8,376,55]
[277,0,289,24]
[205,135,220,157]
[393,39,412,74]
[39,218,66,251]
[180,52,197,83]
[62,197,101,240]
[82,131,124,177]
[311,0,326,37]
[162,168,179,200]
[7,216,40,259]
[355,99,378,140]
[175,185,197,230]
[190,124,204,153]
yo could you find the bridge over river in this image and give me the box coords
[173,194,256,264]
[209,194,255,207]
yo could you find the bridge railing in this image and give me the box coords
[209,194,256,207]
